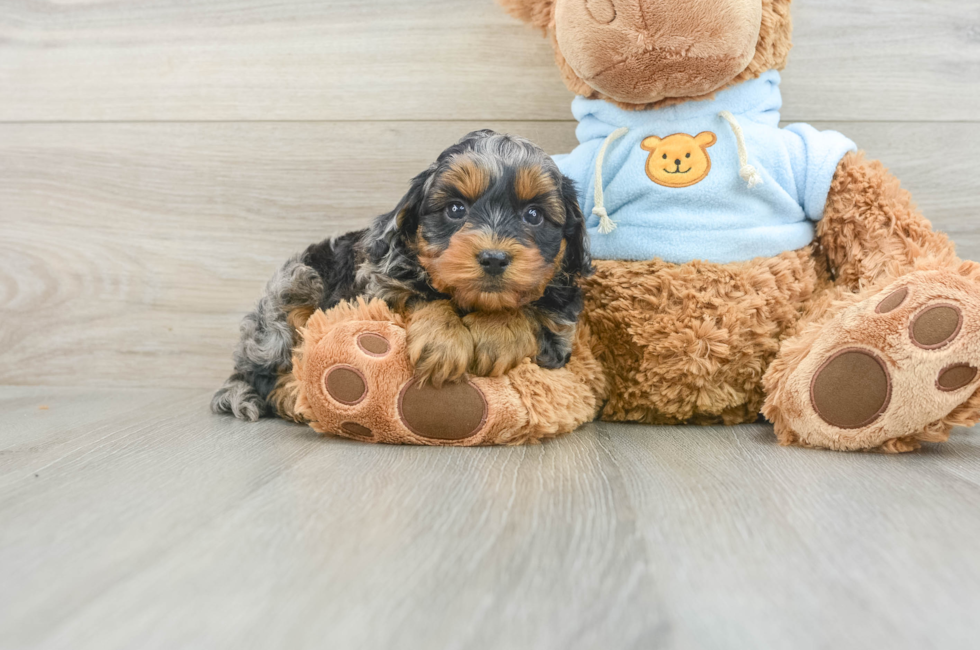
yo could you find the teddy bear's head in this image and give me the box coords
[500,0,793,110]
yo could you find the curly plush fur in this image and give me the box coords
[582,246,829,425]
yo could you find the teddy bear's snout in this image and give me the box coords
[556,0,764,104]
[584,0,616,24]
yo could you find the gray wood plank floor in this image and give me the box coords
[2,0,978,121]
[3,0,980,647]
[2,387,979,649]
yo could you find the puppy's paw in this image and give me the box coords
[211,375,267,421]
[267,372,308,423]
[534,323,575,370]
[407,302,474,387]
[464,310,538,377]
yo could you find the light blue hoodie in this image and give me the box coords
[554,71,857,264]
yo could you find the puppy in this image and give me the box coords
[212,130,592,422]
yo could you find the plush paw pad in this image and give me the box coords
[810,348,891,429]
[909,304,962,349]
[292,304,530,445]
[324,365,368,405]
[775,270,980,451]
[397,378,488,440]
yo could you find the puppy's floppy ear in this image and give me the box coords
[559,176,593,277]
[366,166,433,261]
[499,0,555,31]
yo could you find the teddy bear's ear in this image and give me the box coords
[695,131,718,148]
[641,136,662,152]
[498,0,555,31]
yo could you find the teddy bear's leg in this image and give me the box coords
[816,151,960,289]
[763,152,980,452]
[763,269,980,452]
[291,298,607,445]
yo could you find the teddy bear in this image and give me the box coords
[291,0,980,452]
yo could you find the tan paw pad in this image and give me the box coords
[774,270,980,451]
[293,304,532,445]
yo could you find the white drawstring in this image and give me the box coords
[590,115,759,235]
[591,126,629,234]
[718,110,763,189]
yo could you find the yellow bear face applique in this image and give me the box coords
[641,132,718,188]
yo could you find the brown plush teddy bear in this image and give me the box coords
[292,0,980,452]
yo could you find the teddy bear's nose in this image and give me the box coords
[675,159,682,166]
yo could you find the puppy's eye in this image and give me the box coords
[445,201,467,220]
[662,154,667,160]
[686,153,691,158]
[522,206,543,226]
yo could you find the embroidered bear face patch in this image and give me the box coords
[641,132,717,188]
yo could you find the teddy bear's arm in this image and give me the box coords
[816,151,959,290]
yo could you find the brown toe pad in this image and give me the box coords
[810,348,891,429]
[398,378,488,440]
[876,286,908,314]
[937,364,979,392]
[910,304,962,349]
[340,421,373,438]
[357,332,391,357]
[324,365,367,405]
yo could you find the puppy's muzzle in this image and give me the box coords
[477,249,512,277]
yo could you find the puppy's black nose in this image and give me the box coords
[674,159,682,165]
[477,250,511,276]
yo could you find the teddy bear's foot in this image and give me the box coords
[290,298,605,445]
[763,270,980,452]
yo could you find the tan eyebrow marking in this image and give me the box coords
[515,165,565,224]
[514,165,556,202]
[441,158,490,202]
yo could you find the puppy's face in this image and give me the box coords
[408,132,587,311]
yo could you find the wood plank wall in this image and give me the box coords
[1,0,979,389]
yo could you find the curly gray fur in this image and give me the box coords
[211,254,324,421]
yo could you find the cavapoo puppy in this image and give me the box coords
[213,130,592,421]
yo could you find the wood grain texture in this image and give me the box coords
[2,121,979,389]
[0,0,978,122]
[3,1,980,647]
[1,386,978,649]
